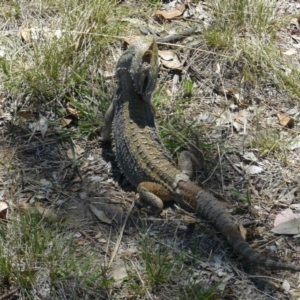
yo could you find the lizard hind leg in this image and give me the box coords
[137,182,172,215]
[178,150,201,179]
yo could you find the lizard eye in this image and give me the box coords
[143,50,152,63]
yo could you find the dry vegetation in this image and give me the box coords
[1,0,300,299]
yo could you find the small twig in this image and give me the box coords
[108,199,135,268]
[242,220,261,227]
[217,144,225,194]
[247,275,285,283]
[79,230,111,256]
[285,237,297,251]
[173,204,199,220]
[255,237,280,251]
[156,28,196,43]
[130,261,153,299]
[223,153,244,177]
[201,156,220,185]
[0,287,19,300]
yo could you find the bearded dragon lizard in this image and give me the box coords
[101,35,300,271]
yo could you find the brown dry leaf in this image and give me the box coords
[35,203,61,223]
[234,109,248,125]
[239,222,247,240]
[20,27,31,43]
[80,160,89,170]
[183,215,197,224]
[18,201,61,223]
[158,50,182,70]
[166,89,172,97]
[277,111,294,128]
[122,36,141,45]
[20,27,40,43]
[61,117,72,127]
[66,106,80,119]
[67,145,84,159]
[17,110,35,120]
[154,2,186,20]
[89,204,112,224]
[0,202,8,220]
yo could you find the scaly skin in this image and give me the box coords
[101,35,300,271]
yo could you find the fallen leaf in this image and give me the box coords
[61,118,72,127]
[232,121,242,132]
[277,112,294,128]
[245,165,264,175]
[35,203,61,223]
[282,48,297,56]
[67,145,84,159]
[54,29,62,39]
[183,215,197,224]
[0,47,6,57]
[89,204,112,224]
[166,89,172,97]
[289,135,300,150]
[234,109,248,124]
[0,202,8,220]
[66,106,80,119]
[122,36,141,45]
[17,110,35,120]
[216,111,232,126]
[239,222,247,240]
[20,27,40,43]
[241,152,258,163]
[271,218,300,235]
[110,259,128,287]
[19,201,61,223]
[95,232,102,239]
[80,160,89,170]
[20,27,31,43]
[281,279,290,292]
[279,188,298,204]
[274,208,295,227]
[28,116,48,138]
[39,117,48,138]
[154,2,186,20]
[158,50,182,69]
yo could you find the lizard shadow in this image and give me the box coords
[101,141,135,193]
[101,140,180,212]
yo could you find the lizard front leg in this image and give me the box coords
[100,100,116,142]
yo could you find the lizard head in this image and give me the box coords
[125,36,159,103]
